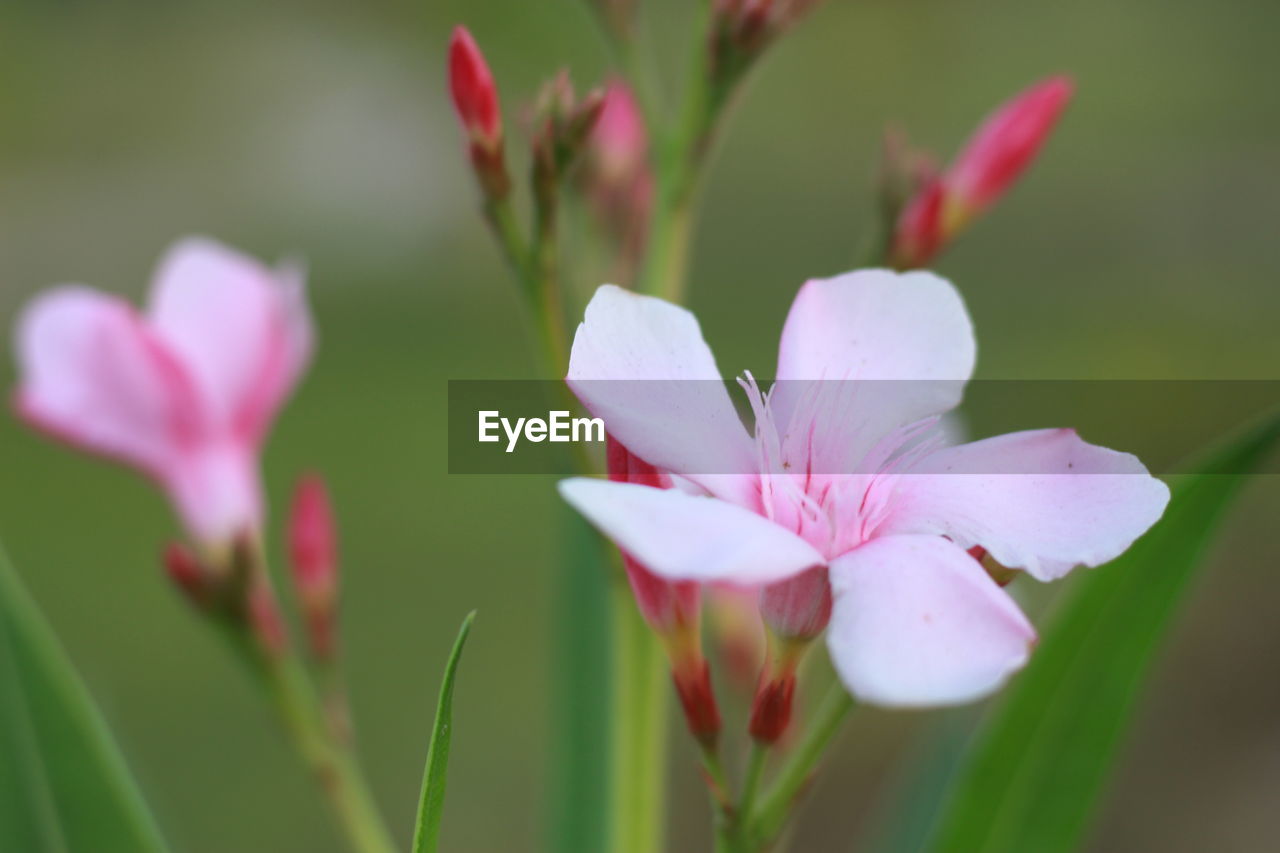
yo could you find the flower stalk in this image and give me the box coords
[173,539,396,853]
[750,684,855,845]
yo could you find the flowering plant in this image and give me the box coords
[1,4,1276,853]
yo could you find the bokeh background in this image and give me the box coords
[1,0,1278,850]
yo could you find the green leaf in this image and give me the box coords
[411,610,476,853]
[0,545,169,853]
[547,508,611,853]
[928,410,1280,853]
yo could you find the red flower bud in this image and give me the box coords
[944,76,1074,226]
[448,26,510,200]
[288,474,339,660]
[163,541,210,608]
[888,76,1073,268]
[748,633,809,743]
[748,668,796,743]
[448,26,502,148]
[889,176,945,269]
[672,659,722,747]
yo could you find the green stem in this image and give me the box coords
[699,744,733,810]
[750,685,855,844]
[259,654,399,853]
[637,5,759,303]
[737,743,769,829]
[484,196,571,377]
[714,742,770,853]
[607,580,669,853]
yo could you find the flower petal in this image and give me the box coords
[567,284,757,503]
[558,478,824,585]
[771,270,975,475]
[13,286,202,476]
[164,442,263,544]
[148,237,313,444]
[827,535,1035,707]
[875,429,1171,580]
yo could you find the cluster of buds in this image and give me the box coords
[161,473,342,666]
[163,539,288,656]
[448,27,510,202]
[886,76,1074,269]
[448,27,608,218]
[709,0,827,85]
[530,72,606,221]
[608,436,721,746]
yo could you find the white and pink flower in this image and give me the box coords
[13,238,312,547]
[559,270,1169,707]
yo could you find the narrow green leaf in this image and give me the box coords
[548,508,610,853]
[0,545,169,853]
[864,709,977,853]
[928,411,1280,853]
[411,610,477,853]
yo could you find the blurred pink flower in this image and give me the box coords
[14,238,312,546]
[559,270,1168,707]
[585,80,654,278]
[592,81,648,187]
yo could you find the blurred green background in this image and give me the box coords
[1,0,1278,850]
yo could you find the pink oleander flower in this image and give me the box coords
[892,76,1073,268]
[13,238,312,548]
[559,270,1169,707]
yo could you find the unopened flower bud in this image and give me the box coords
[759,566,831,641]
[887,76,1073,268]
[288,474,339,661]
[592,81,648,189]
[748,668,796,743]
[710,0,826,81]
[582,81,654,276]
[944,76,1073,230]
[748,631,810,743]
[889,176,945,269]
[672,658,722,748]
[163,542,211,609]
[532,72,606,207]
[448,26,510,200]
